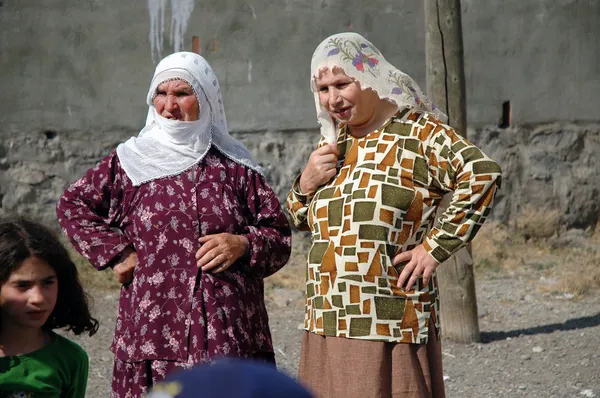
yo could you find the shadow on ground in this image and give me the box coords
[480,312,600,343]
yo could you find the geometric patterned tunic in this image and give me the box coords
[286,109,501,344]
[57,147,291,363]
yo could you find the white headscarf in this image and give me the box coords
[310,32,448,142]
[117,52,262,186]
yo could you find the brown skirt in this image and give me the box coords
[298,320,445,398]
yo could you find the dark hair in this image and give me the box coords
[0,217,99,336]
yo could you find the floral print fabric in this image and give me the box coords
[57,147,291,364]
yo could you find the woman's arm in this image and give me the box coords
[395,119,502,290]
[56,151,133,270]
[241,169,292,277]
[285,174,315,231]
[423,124,502,263]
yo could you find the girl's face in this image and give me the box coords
[0,256,58,331]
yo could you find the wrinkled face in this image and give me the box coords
[153,79,200,121]
[315,68,380,127]
[0,256,58,331]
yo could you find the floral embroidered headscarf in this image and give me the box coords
[311,32,447,142]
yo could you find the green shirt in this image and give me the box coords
[0,332,89,397]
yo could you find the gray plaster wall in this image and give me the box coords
[0,0,598,134]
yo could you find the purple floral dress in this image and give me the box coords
[57,147,291,395]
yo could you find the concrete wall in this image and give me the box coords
[1,0,598,135]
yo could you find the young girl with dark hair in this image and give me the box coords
[0,217,99,397]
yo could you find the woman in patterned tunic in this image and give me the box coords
[287,33,502,398]
[57,52,291,397]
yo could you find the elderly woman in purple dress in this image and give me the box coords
[56,52,291,397]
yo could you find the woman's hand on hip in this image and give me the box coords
[393,244,440,291]
[196,233,249,273]
[299,142,339,194]
[113,248,137,284]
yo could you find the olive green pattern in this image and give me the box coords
[287,110,501,343]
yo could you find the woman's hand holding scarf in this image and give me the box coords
[299,142,339,195]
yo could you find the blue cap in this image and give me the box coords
[145,359,314,398]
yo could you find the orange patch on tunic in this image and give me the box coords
[340,234,357,246]
[419,124,434,141]
[400,170,414,188]
[320,242,337,272]
[291,202,304,212]
[316,206,327,219]
[368,185,378,198]
[350,285,360,304]
[381,147,397,167]
[319,221,330,239]
[362,299,371,314]
[458,224,470,236]
[403,191,421,222]
[380,208,395,225]
[475,184,496,208]
[400,299,418,335]
[471,184,484,195]
[476,175,492,182]
[345,262,359,272]
[366,248,383,276]
[358,252,370,263]
[458,193,470,202]
[376,323,391,336]
[344,142,359,166]
[342,219,351,233]
[334,168,350,186]
[457,171,472,184]
[401,158,414,170]
[359,173,371,189]
[396,224,413,245]
[423,239,433,251]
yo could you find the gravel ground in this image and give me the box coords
[67,271,600,397]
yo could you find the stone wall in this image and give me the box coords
[1,124,598,230]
